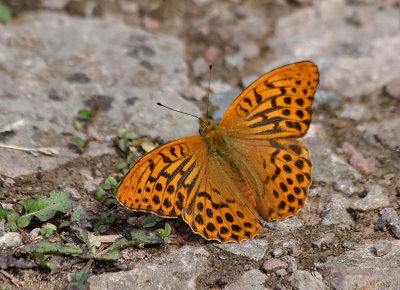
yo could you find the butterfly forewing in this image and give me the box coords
[219,61,319,140]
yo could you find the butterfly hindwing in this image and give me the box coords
[219,61,319,140]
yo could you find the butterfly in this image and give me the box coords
[116,61,319,243]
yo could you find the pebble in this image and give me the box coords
[0,221,4,237]
[321,194,354,226]
[374,240,392,257]
[272,247,283,258]
[333,179,360,196]
[29,228,41,240]
[191,57,209,77]
[240,74,258,88]
[350,185,389,211]
[338,104,373,121]
[261,258,288,274]
[238,42,260,59]
[380,208,400,238]
[312,233,336,250]
[224,53,244,69]
[314,90,341,111]
[341,240,354,249]
[0,232,22,250]
[385,76,400,100]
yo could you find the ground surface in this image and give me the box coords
[1,0,400,289]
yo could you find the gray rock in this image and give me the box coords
[364,118,400,152]
[264,216,303,234]
[290,270,328,290]
[88,246,209,290]
[224,269,268,290]
[380,208,400,238]
[303,124,361,184]
[374,240,392,257]
[0,221,4,237]
[215,239,268,261]
[313,90,341,111]
[338,104,373,121]
[316,240,400,289]
[241,74,258,88]
[0,232,22,250]
[209,89,242,121]
[0,12,199,178]
[266,0,400,99]
[341,240,354,249]
[272,247,283,258]
[191,57,209,77]
[321,194,354,226]
[350,185,389,211]
[312,232,336,250]
[225,54,244,70]
[333,179,360,196]
[262,258,288,274]
[238,42,260,59]
[385,76,400,100]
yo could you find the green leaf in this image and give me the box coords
[72,137,85,149]
[21,191,73,222]
[0,3,11,23]
[71,205,91,244]
[66,260,93,290]
[78,109,92,119]
[41,223,57,238]
[74,120,82,131]
[103,177,117,190]
[88,233,101,255]
[116,162,127,170]
[0,208,12,219]
[142,214,163,228]
[156,223,172,243]
[95,249,121,261]
[117,128,127,138]
[17,215,32,228]
[125,132,136,140]
[5,211,19,231]
[24,239,83,256]
[118,138,128,152]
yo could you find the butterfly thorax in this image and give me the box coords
[200,118,232,157]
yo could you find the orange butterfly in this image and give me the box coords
[117,61,319,243]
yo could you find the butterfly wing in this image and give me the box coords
[116,137,261,242]
[231,138,312,221]
[219,61,319,139]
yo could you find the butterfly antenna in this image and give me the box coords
[206,63,212,118]
[156,102,205,124]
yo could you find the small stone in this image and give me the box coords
[314,90,341,111]
[350,185,389,211]
[216,239,268,261]
[65,185,81,200]
[0,232,22,250]
[385,76,400,100]
[182,85,206,101]
[3,177,15,188]
[374,240,392,257]
[312,233,336,250]
[191,57,209,77]
[286,258,298,273]
[272,248,283,258]
[333,179,360,196]
[341,240,354,249]
[349,152,376,174]
[241,74,258,88]
[261,258,288,274]
[289,247,303,257]
[224,269,267,290]
[225,54,244,69]
[338,104,372,121]
[321,194,354,226]
[83,178,103,194]
[290,270,328,290]
[29,228,41,240]
[380,208,400,238]
[204,46,220,62]
[238,42,260,59]
[276,269,287,277]
[0,221,4,237]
